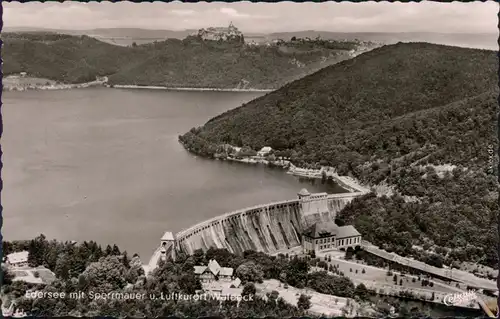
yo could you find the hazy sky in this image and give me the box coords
[3,1,498,33]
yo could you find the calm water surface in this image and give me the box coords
[3,87,346,259]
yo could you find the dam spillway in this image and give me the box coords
[173,190,365,256]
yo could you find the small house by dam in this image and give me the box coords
[151,188,364,266]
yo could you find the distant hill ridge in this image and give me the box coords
[2,31,363,88]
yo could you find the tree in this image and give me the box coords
[81,256,127,291]
[284,256,309,288]
[424,254,444,268]
[398,304,410,317]
[236,261,264,283]
[354,283,369,300]
[297,294,311,310]
[242,282,256,297]
[104,245,113,256]
[266,290,279,304]
[111,245,121,256]
[345,247,354,260]
[125,264,144,284]
[205,247,233,266]
[122,252,130,268]
[132,42,137,48]
[179,272,202,294]
[54,254,70,280]
[317,261,328,270]
[279,271,287,283]
[1,266,14,286]
[193,249,204,265]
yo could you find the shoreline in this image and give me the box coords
[107,84,274,93]
[3,76,109,92]
[3,80,275,93]
[209,148,370,194]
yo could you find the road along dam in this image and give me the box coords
[148,189,366,269]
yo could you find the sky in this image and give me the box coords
[3,1,498,34]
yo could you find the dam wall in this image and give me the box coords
[175,191,365,256]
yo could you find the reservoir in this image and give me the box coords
[2,87,347,259]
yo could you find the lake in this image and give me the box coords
[2,87,346,260]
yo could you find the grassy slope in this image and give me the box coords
[2,32,356,88]
[180,42,498,267]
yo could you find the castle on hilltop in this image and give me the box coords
[196,22,244,42]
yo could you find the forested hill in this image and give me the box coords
[180,42,499,268]
[2,32,361,89]
[181,43,496,171]
[2,33,143,84]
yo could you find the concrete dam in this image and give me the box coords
[171,190,365,256]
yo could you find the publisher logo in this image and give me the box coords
[443,290,477,306]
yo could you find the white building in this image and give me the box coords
[6,251,29,267]
[2,300,26,318]
[257,146,272,157]
[194,259,234,283]
[302,221,361,254]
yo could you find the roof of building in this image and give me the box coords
[337,225,361,238]
[195,260,234,277]
[298,188,311,196]
[205,282,223,292]
[194,266,207,274]
[258,146,272,153]
[11,267,55,285]
[7,251,29,264]
[303,221,337,238]
[219,267,234,277]
[303,222,361,239]
[208,259,222,276]
[230,277,241,288]
[161,231,174,241]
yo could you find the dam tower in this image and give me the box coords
[160,231,176,261]
[298,188,332,227]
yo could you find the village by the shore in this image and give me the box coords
[3,74,109,92]
[213,144,371,194]
[2,73,275,93]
